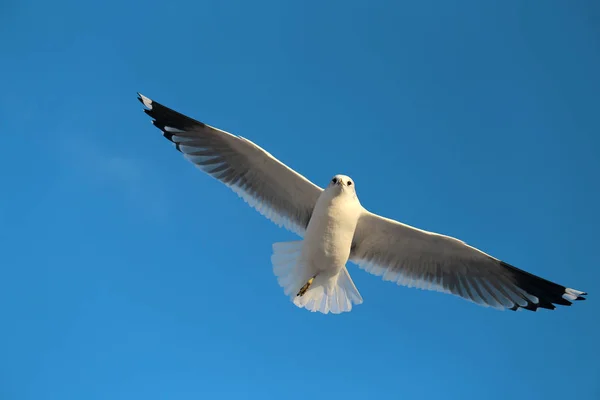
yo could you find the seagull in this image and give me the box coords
[137,93,587,314]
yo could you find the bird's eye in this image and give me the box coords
[348,181,353,186]
[332,178,337,184]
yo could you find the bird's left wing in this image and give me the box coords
[138,93,323,236]
[350,209,587,311]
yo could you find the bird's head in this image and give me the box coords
[327,174,356,196]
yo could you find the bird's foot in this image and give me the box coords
[296,276,315,297]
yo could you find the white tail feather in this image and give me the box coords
[271,241,310,297]
[271,241,363,314]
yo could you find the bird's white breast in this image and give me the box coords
[302,188,362,276]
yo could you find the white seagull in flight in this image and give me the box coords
[137,93,587,314]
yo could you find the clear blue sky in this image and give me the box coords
[1,1,598,399]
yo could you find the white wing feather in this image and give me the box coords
[350,210,587,311]
[138,93,323,236]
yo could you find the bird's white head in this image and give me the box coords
[327,174,356,196]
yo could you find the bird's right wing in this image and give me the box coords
[350,209,587,311]
[138,93,323,236]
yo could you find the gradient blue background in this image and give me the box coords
[1,1,598,399]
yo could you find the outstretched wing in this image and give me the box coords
[350,210,587,311]
[138,93,323,236]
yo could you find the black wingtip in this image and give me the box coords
[498,261,587,312]
[137,92,207,153]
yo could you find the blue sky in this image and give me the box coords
[1,0,598,399]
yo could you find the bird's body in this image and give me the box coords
[303,175,361,278]
[137,93,587,314]
[272,175,364,313]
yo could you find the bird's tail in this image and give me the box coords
[271,241,363,314]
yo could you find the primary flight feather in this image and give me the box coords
[138,93,587,314]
